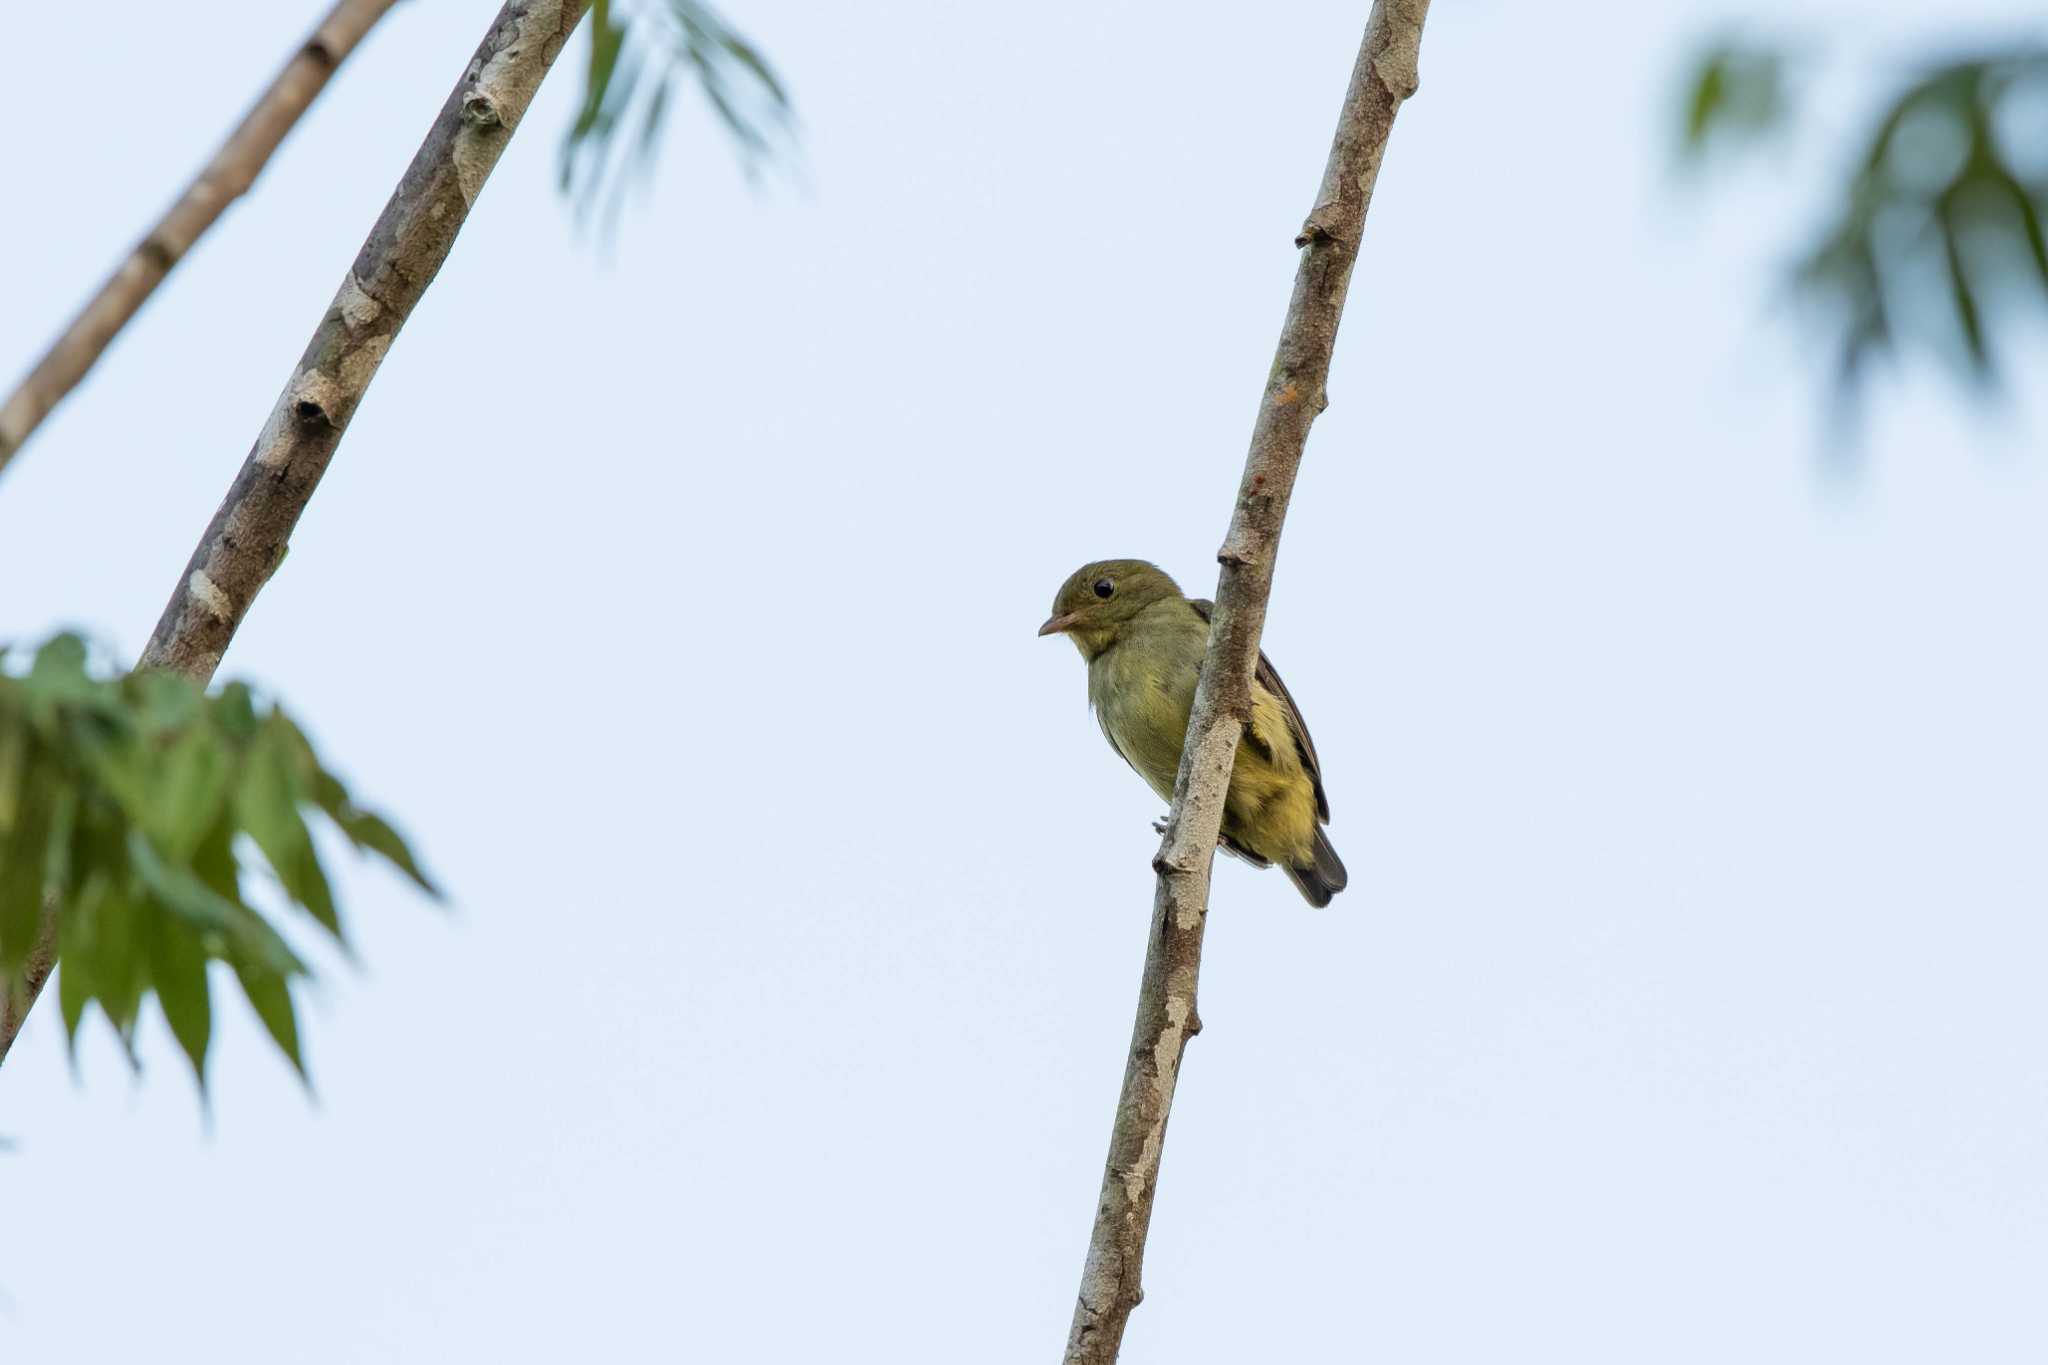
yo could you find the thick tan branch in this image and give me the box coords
[0,0,403,479]
[0,0,591,1068]
[1062,4,1430,1360]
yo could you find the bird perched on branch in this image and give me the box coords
[1038,559,1347,906]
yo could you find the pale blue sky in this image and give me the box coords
[3,1,2046,1361]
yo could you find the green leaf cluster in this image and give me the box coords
[560,0,794,233]
[0,634,435,1088]
[1680,41,2048,418]
[1799,52,2048,397]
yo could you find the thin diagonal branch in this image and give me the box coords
[0,0,590,1067]
[1062,3,1430,1360]
[0,0,404,480]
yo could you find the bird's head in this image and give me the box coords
[1038,559,1184,659]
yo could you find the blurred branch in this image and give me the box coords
[1061,2,1431,1361]
[0,0,403,482]
[0,0,588,1066]
[1680,40,2048,418]
[559,0,793,232]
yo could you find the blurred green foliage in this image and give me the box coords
[561,0,793,232]
[1681,40,2048,415]
[0,634,434,1090]
[1683,41,1790,153]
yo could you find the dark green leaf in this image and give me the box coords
[1985,165,2048,287]
[237,719,341,942]
[330,807,440,899]
[1685,54,1727,147]
[718,35,788,108]
[56,952,90,1052]
[23,633,91,703]
[80,879,145,1039]
[44,783,78,902]
[230,957,305,1082]
[0,709,26,828]
[153,726,232,860]
[212,683,258,741]
[142,906,212,1086]
[1940,204,1990,372]
[58,711,145,821]
[1679,42,1788,158]
[130,669,204,740]
[636,73,673,169]
[0,746,54,976]
[126,830,305,978]
[188,813,240,903]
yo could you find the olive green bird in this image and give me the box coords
[1039,559,1348,907]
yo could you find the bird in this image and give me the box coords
[1038,558,1347,907]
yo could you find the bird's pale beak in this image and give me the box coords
[1038,611,1081,637]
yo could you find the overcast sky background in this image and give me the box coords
[3,1,2046,1360]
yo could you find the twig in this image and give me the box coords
[1061,4,1430,1360]
[0,0,591,1067]
[0,0,404,479]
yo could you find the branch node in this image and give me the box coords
[1294,209,1338,248]
[462,91,503,127]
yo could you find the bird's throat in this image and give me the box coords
[1068,624,1121,661]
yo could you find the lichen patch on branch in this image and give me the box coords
[337,273,383,328]
[186,571,232,622]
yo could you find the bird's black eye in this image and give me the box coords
[1093,578,1115,599]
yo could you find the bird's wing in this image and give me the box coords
[1189,598,1330,822]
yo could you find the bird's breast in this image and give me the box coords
[1089,634,1201,802]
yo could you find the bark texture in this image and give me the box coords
[0,0,590,1067]
[0,0,403,478]
[0,907,57,1064]
[1062,4,1430,1360]
[141,0,589,678]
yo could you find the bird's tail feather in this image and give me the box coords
[1285,828,1349,908]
